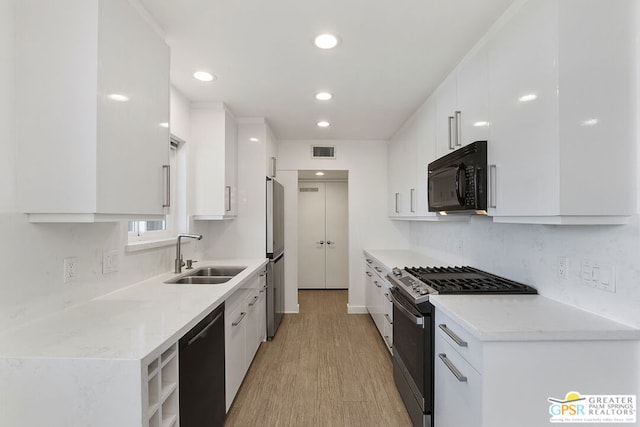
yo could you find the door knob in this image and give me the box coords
[326,240,334,245]
[317,240,324,245]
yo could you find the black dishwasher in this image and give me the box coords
[179,302,225,426]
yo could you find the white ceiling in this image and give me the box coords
[140,0,515,140]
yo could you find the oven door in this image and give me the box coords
[390,288,433,426]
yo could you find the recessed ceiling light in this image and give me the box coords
[315,171,325,176]
[581,118,599,126]
[249,137,259,142]
[193,71,215,82]
[317,121,331,128]
[473,121,489,127]
[159,122,169,128]
[315,92,333,101]
[314,33,340,49]
[108,93,129,102]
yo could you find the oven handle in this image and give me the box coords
[389,289,424,327]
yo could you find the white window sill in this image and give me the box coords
[125,236,191,253]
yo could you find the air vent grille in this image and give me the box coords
[300,187,319,192]
[312,145,335,159]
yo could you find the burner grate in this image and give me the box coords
[404,266,537,295]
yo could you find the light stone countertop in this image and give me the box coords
[364,248,640,342]
[0,258,268,363]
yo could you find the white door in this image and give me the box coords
[297,181,349,289]
[297,183,326,288]
[324,182,348,289]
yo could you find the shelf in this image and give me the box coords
[161,414,178,427]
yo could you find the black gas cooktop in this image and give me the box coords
[404,266,538,295]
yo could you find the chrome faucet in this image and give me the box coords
[175,233,203,273]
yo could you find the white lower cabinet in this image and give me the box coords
[434,308,639,427]
[434,333,481,427]
[224,270,267,411]
[364,257,393,354]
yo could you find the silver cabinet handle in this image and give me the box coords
[232,312,247,326]
[366,271,372,277]
[374,280,382,288]
[448,116,455,150]
[162,165,171,208]
[384,292,392,303]
[384,314,393,324]
[374,266,383,273]
[395,192,400,213]
[455,110,462,147]
[439,324,468,347]
[366,259,373,264]
[326,240,333,245]
[317,240,325,245]
[489,164,497,208]
[225,186,231,212]
[439,353,467,382]
[248,295,259,307]
[270,157,276,178]
[410,188,416,213]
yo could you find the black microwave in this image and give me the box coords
[428,141,487,213]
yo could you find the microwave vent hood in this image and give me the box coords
[428,141,487,214]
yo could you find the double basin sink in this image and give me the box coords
[165,266,247,285]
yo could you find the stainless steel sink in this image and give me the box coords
[164,265,247,284]
[187,266,247,277]
[166,276,232,285]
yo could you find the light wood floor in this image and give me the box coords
[225,290,412,427]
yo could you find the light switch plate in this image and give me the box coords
[102,250,119,274]
[581,259,615,293]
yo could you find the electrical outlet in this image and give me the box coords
[102,250,119,274]
[64,257,77,283]
[557,257,569,280]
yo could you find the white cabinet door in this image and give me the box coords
[225,299,247,411]
[434,74,458,158]
[191,103,238,220]
[365,264,375,315]
[15,0,170,222]
[434,333,482,427]
[456,42,490,146]
[245,289,261,367]
[486,0,635,223]
[487,0,560,217]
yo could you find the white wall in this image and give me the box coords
[277,140,410,313]
[406,216,640,328]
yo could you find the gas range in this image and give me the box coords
[388,265,537,305]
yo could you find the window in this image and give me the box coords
[128,136,186,242]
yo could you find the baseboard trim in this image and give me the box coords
[347,304,368,314]
[284,304,300,314]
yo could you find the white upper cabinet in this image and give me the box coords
[435,44,490,159]
[486,0,636,224]
[190,103,238,220]
[15,0,170,222]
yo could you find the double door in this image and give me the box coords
[298,181,348,289]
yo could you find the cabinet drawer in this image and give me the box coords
[434,333,482,427]
[435,310,482,372]
[383,313,393,354]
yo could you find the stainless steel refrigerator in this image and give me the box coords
[266,177,285,339]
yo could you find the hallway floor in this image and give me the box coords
[225,290,412,426]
